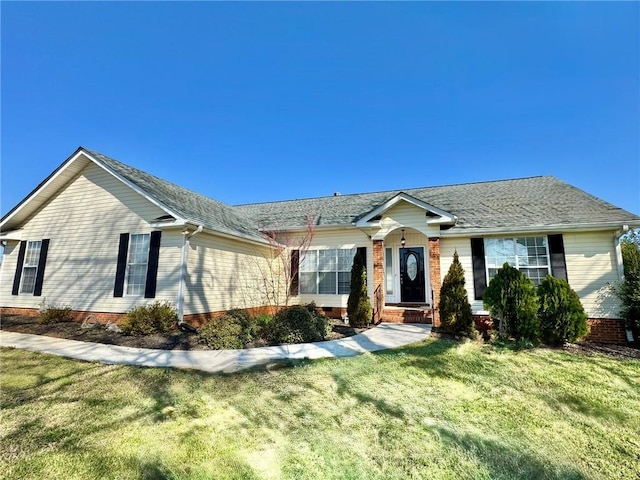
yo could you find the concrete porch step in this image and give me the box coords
[381,307,433,324]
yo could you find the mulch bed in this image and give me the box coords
[0,314,359,351]
[2,314,639,358]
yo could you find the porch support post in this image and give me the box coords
[372,239,385,322]
[428,237,441,327]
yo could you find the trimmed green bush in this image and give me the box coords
[537,275,588,345]
[347,249,372,328]
[483,263,540,343]
[439,251,475,337]
[611,235,640,335]
[198,315,246,350]
[120,301,178,336]
[37,304,73,324]
[267,303,331,344]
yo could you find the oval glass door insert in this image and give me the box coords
[406,253,418,281]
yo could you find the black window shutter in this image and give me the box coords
[548,234,568,282]
[113,233,129,297]
[290,250,300,296]
[33,239,50,297]
[471,238,487,300]
[144,231,162,298]
[12,241,27,295]
[357,247,367,266]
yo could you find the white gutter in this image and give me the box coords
[439,221,640,238]
[176,225,203,323]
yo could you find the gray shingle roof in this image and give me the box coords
[86,148,640,238]
[234,176,640,232]
[85,149,265,241]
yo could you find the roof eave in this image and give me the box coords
[440,221,640,238]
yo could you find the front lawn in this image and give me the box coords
[1,339,638,479]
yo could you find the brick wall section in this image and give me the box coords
[1,307,124,324]
[587,318,627,344]
[472,314,628,344]
[428,237,441,328]
[372,240,385,322]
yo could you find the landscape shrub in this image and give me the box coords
[198,315,246,350]
[119,301,178,336]
[611,235,640,336]
[347,248,372,328]
[267,303,331,344]
[483,263,540,343]
[439,251,475,337]
[537,275,588,345]
[37,304,73,324]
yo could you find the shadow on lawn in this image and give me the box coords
[429,424,586,480]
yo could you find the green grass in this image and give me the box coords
[1,339,639,479]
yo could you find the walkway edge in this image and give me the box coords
[0,323,432,373]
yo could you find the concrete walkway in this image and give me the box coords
[0,323,432,374]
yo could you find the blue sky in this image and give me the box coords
[2,1,639,217]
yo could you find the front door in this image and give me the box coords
[400,247,426,303]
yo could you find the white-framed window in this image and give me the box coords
[300,248,356,295]
[485,236,549,285]
[125,233,150,296]
[20,241,42,294]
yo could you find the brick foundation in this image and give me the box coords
[471,314,628,344]
[1,307,124,324]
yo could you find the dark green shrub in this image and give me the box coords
[611,235,640,335]
[38,304,73,324]
[347,249,372,328]
[483,263,540,343]
[537,275,588,345]
[439,251,475,337]
[120,301,178,336]
[267,303,331,344]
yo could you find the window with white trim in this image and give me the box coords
[20,241,42,294]
[126,233,150,296]
[300,248,356,295]
[485,236,549,286]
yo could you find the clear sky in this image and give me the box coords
[2,1,639,218]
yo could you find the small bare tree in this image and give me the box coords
[253,213,316,308]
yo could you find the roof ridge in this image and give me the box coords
[233,175,555,207]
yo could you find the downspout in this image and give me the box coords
[614,224,629,280]
[176,225,203,325]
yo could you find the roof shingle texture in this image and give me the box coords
[86,149,639,237]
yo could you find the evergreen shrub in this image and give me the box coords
[439,251,475,337]
[120,301,178,336]
[483,263,540,343]
[347,249,372,328]
[37,304,73,324]
[537,275,588,345]
[267,303,330,344]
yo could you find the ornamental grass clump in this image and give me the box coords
[537,275,588,345]
[120,300,178,335]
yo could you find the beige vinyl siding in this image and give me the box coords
[440,231,623,318]
[439,238,483,312]
[563,231,621,318]
[379,202,441,239]
[298,228,372,309]
[0,163,182,312]
[184,234,278,314]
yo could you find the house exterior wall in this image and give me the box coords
[297,228,372,311]
[439,230,624,319]
[184,233,278,315]
[0,163,182,314]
